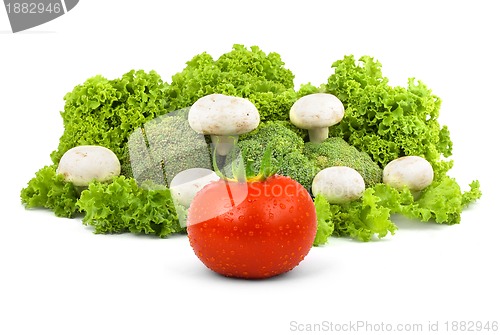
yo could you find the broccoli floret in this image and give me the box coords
[236,121,317,190]
[304,137,382,187]
[276,151,317,190]
[126,109,212,186]
[240,121,305,153]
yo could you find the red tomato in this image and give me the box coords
[187,175,317,279]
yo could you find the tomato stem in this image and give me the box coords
[211,139,277,183]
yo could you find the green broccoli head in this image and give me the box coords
[126,108,212,186]
[304,137,382,187]
[236,121,317,190]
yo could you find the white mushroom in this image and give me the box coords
[290,93,345,143]
[56,145,121,186]
[188,94,260,156]
[169,168,220,208]
[383,156,434,192]
[312,166,365,204]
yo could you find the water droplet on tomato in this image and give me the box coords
[269,213,274,219]
[248,231,254,237]
[233,226,238,231]
[238,215,245,221]
[224,236,229,241]
[224,218,233,223]
[255,224,260,229]
[289,206,294,213]
[280,203,286,209]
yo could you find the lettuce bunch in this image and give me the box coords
[51,70,169,166]
[314,178,481,243]
[167,44,298,122]
[77,177,181,237]
[326,55,453,178]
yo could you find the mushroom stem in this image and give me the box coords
[211,135,239,156]
[308,128,329,143]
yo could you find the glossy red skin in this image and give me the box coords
[187,175,317,279]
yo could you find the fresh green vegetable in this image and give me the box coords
[236,121,317,189]
[313,194,335,246]
[316,178,481,242]
[388,177,481,225]
[314,187,397,242]
[20,165,79,218]
[325,55,453,179]
[51,70,170,167]
[77,177,182,237]
[125,109,212,185]
[304,137,382,187]
[167,44,298,122]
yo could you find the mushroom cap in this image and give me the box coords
[188,94,260,136]
[290,93,344,129]
[312,166,365,204]
[170,168,220,208]
[383,156,434,191]
[56,145,121,187]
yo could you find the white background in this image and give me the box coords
[1,1,498,334]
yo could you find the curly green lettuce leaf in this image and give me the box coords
[461,180,482,208]
[330,188,397,242]
[77,176,182,237]
[20,165,79,218]
[400,177,482,225]
[371,178,481,225]
[167,44,297,122]
[313,194,334,246]
[51,70,169,166]
[326,55,453,178]
[315,177,481,242]
[313,185,398,243]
